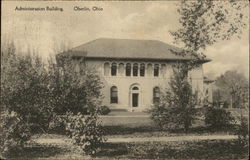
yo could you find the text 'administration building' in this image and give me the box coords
[58,38,211,111]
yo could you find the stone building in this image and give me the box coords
[57,38,211,111]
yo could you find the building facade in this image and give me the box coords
[58,38,210,111]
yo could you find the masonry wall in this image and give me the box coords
[84,59,204,111]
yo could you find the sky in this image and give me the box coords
[2,1,249,79]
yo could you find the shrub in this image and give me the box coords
[65,112,105,155]
[0,110,31,158]
[235,115,249,146]
[204,106,235,129]
[99,106,111,115]
[150,64,197,131]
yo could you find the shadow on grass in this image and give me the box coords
[103,125,160,135]
[9,143,71,159]
[103,124,236,136]
[96,140,248,159]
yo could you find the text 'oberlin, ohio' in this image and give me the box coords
[74,6,103,11]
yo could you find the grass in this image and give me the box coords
[95,140,249,159]
[8,139,249,160]
[103,124,237,138]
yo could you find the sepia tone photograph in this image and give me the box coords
[1,0,249,159]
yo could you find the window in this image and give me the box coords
[110,86,118,103]
[104,62,110,76]
[133,63,138,76]
[132,86,139,90]
[140,63,145,77]
[118,63,124,76]
[111,63,117,76]
[147,63,153,76]
[161,64,166,77]
[126,63,131,76]
[153,87,160,103]
[154,64,159,77]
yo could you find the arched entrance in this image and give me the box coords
[130,84,141,110]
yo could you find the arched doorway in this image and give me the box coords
[130,84,141,109]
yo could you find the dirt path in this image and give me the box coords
[34,135,237,145]
[108,135,237,143]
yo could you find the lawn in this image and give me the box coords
[6,115,248,159]
[9,137,249,160]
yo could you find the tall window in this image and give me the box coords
[104,62,110,76]
[161,64,166,77]
[153,87,160,103]
[147,63,153,77]
[140,63,145,77]
[133,63,138,76]
[118,63,124,76]
[154,64,159,77]
[111,63,117,76]
[126,63,131,76]
[110,86,118,103]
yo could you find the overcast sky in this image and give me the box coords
[2,1,249,79]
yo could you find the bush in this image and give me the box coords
[204,106,235,129]
[0,110,31,158]
[235,115,249,146]
[150,65,197,131]
[65,112,105,155]
[99,106,111,115]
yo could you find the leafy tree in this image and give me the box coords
[172,0,247,57]
[214,70,249,108]
[151,64,197,132]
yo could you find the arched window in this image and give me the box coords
[161,64,166,77]
[104,62,110,76]
[111,63,117,76]
[154,64,159,77]
[110,86,118,103]
[133,63,138,76]
[126,63,131,76]
[140,63,145,77]
[153,87,160,103]
[118,63,125,76]
[147,63,153,77]
[132,86,139,90]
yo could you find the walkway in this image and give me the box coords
[33,135,238,145]
[107,135,237,143]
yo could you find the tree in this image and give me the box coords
[214,70,249,108]
[151,64,197,132]
[172,0,248,57]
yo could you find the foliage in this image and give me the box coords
[172,0,247,56]
[214,70,249,108]
[235,115,249,147]
[99,106,111,115]
[150,65,197,131]
[204,106,235,129]
[0,110,31,158]
[1,41,104,156]
[1,42,54,132]
[47,57,103,115]
[65,112,105,156]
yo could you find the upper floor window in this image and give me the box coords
[140,63,145,77]
[133,63,138,76]
[104,62,110,76]
[118,63,125,76]
[161,64,166,77]
[147,63,153,77]
[126,63,131,76]
[110,86,118,103]
[153,87,160,104]
[111,63,117,76]
[154,64,159,77]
